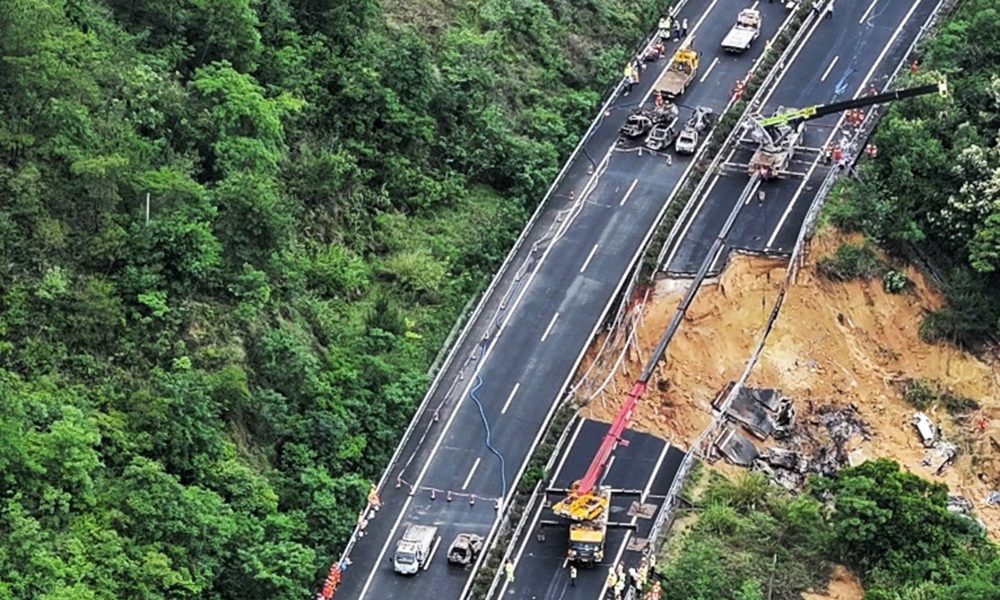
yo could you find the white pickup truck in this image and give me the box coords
[393,524,439,575]
[721,8,761,53]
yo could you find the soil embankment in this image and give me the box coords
[584,230,1000,535]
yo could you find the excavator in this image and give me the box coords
[739,79,948,179]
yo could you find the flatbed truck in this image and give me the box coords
[654,45,699,98]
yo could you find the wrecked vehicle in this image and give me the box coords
[446,533,483,567]
[620,109,654,139]
[912,412,937,447]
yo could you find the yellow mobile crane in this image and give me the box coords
[743,79,948,179]
[551,382,645,564]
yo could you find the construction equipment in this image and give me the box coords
[393,524,439,575]
[446,533,483,567]
[654,42,700,98]
[742,79,947,179]
[721,8,761,53]
[551,381,646,565]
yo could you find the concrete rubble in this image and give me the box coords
[922,440,958,475]
[715,386,795,439]
[948,495,974,515]
[711,386,874,491]
[713,425,760,466]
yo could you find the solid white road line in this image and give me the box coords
[551,419,587,485]
[662,6,820,273]
[462,457,482,490]
[751,0,760,10]
[501,382,520,415]
[619,178,639,206]
[765,0,925,250]
[580,243,600,273]
[358,1,730,594]
[820,55,839,82]
[425,535,442,571]
[595,443,672,600]
[496,419,586,598]
[662,173,722,268]
[699,57,720,83]
[540,312,559,343]
[860,0,879,24]
[357,76,639,593]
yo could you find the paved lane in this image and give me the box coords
[663,0,939,275]
[497,420,685,600]
[336,1,791,598]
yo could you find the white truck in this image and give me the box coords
[393,524,439,575]
[721,9,761,53]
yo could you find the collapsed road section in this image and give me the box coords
[325,1,792,598]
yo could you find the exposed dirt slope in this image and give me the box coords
[584,252,788,446]
[584,229,1000,534]
[801,565,863,600]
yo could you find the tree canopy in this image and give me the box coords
[658,461,999,600]
[0,0,665,596]
[824,0,1000,345]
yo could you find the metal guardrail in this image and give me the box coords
[644,0,822,550]
[477,4,821,595]
[654,6,815,273]
[644,0,954,568]
[461,3,700,596]
[328,2,690,582]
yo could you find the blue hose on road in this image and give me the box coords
[468,376,508,498]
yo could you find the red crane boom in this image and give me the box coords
[574,381,647,496]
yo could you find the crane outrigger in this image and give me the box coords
[737,79,947,179]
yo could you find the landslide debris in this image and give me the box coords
[583,229,1000,535]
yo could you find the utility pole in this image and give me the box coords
[145,192,151,225]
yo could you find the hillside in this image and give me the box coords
[0,0,666,597]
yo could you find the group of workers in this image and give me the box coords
[657,14,688,42]
[603,556,653,599]
[624,11,688,95]
[506,553,655,598]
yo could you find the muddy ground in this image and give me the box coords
[583,229,1000,537]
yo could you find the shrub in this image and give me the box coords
[882,269,910,293]
[903,378,980,414]
[903,379,936,410]
[817,243,885,281]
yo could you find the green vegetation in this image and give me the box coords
[817,242,886,281]
[0,0,666,597]
[824,0,1000,345]
[658,461,1000,599]
[902,378,980,415]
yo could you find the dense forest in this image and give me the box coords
[658,461,1000,599]
[827,0,1000,345]
[0,0,665,597]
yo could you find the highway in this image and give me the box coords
[491,1,943,598]
[497,420,684,600]
[333,1,791,598]
[663,0,940,276]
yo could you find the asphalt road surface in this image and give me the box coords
[335,1,791,598]
[663,0,940,275]
[488,1,944,598]
[495,420,685,600]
